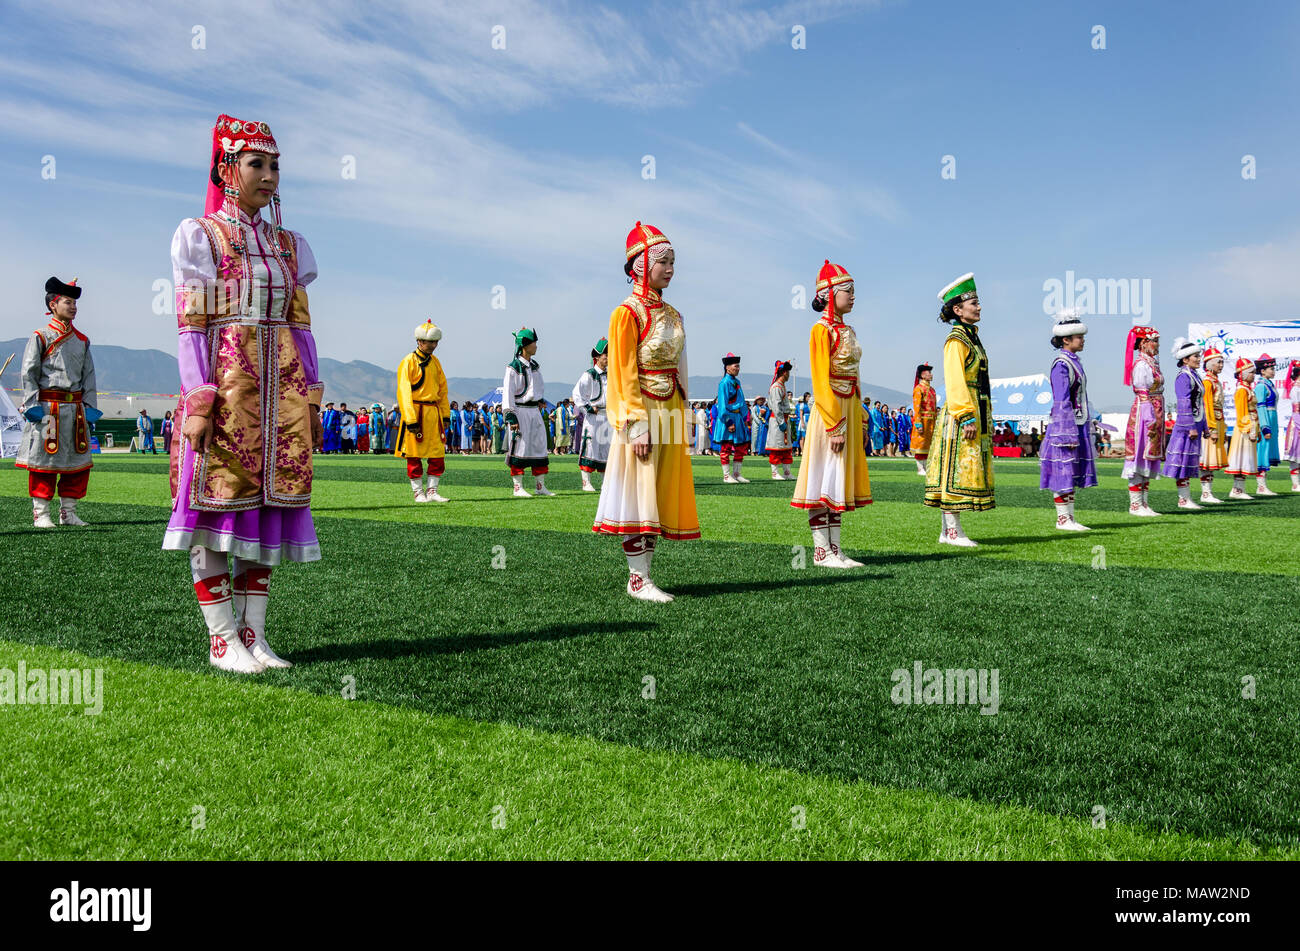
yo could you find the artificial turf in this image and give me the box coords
[1,452,1297,858]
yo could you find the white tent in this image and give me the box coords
[989,373,1053,423]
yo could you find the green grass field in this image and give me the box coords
[1,451,1297,859]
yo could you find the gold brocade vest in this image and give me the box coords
[823,317,862,397]
[174,213,315,511]
[622,293,685,400]
[1207,376,1224,420]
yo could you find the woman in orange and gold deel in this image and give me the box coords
[790,261,871,568]
[593,222,699,602]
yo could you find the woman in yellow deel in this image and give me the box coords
[395,319,450,503]
[790,260,871,568]
[923,273,994,545]
[593,222,699,603]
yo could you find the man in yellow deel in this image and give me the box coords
[395,319,450,503]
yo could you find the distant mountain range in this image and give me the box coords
[0,338,913,410]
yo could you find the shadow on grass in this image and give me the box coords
[292,619,655,663]
[312,496,588,512]
[669,571,894,596]
[0,519,164,535]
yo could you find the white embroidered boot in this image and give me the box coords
[782,463,792,479]
[828,515,864,567]
[916,457,927,476]
[1054,496,1086,530]
[426,473,448,502]
[1067,499,1090,531]
[1176,479,1202,510]
[512,474,531,497]
[810,510,842,567]
[192,547,263,674]
[1228,476,1252,500]
[1291,468,1300,492]
[732,461,750,483]
[1256,473,1278,496]
[1139,481,1161,516]
[1127,479,1145,516]
[411,476,427,503]
[624,536,672,602]
[722,460,737,483]
[58,498,88,526]
[770,464,781,480]
[32,498,56,529]
[581,470,596,492]
[1199,476,1223,504]
[233,560,291,669]
[1054,496,1070,529]
[940,511,977,547]
[534,474,555,496]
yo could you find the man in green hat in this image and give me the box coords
[504,327,553,496]
[572,337,611,491]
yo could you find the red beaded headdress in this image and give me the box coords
[205,114,283,249]
[816,260,853,324]
[1284,359,1300,399]
[1123,318,1159,387]
[1233,356,1254,379]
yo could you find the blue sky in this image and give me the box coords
[0,0,1296,408]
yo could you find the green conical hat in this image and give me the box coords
[938,272,977,304]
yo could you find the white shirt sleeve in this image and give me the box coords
[503,366,518,416]
[171,218,217,295]
[291,231,318,287]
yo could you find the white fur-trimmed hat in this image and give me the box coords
[1052,307,1087,338]
[1172,336,1202,361]
[414,319,442,342]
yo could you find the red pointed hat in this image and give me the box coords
[1201,345,1223,364]
[1234,356,1254,377]
[206,114,280,217]
[625,221,668,263]
[624,221,670,298]
[816,260,853,294]
[816,260,853,323]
